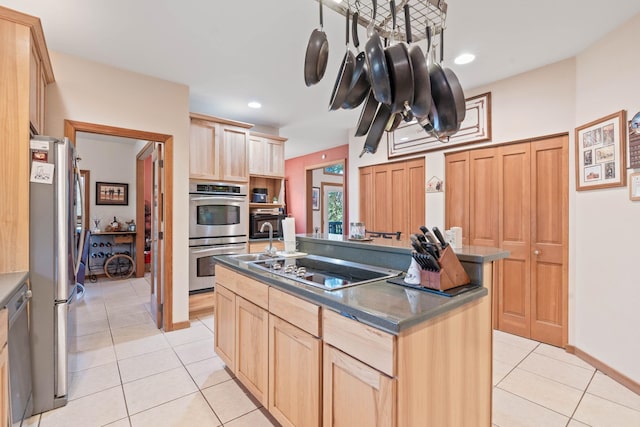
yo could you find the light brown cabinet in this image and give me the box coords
[189,113,252,182]
[248,240,284,254]
[445,135,568,346]
[0,8,54,274]
[249,133,286,177]
[358,158,424,238]
[214,284,235,371]
[323,343,395,427]
[235,296,269,406]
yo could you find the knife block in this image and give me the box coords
[419,246,471,291]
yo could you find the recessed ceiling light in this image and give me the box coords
[248,101,262,109]
[400,137,409,141]
[454,53,475,65]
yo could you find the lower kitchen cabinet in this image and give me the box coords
[235,296,269,406]
[269,315,321,427]
[323,343,395,427]
[0,308,7,425]
[214,285,235,371]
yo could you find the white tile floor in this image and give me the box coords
[23,275,640,427]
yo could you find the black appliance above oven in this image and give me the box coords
[250,213,284,239]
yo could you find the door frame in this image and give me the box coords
[64,119,176,332]
[305,159,347,233]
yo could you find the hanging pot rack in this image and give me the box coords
[316,0,447,42]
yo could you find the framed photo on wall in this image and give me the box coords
[575,110,627,191]
[311,187,320,211]
[96,182,129,205]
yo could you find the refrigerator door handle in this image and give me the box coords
[74,165,85,277]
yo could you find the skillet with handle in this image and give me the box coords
[329,9,355,110]
[364,0,392,105]
[304,0,329,87]
[342,11,370,109]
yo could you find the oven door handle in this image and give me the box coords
[190,246,246,255]
[190,196,246,203]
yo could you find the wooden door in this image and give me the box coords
[469,148,499,247]
[189,119,219,179]
[221,126,248,182]
[497,144,532,338]
[214,285,235,371]
[359,166,374,229]
[235,296,269,406]
[150,143,164,329]
[269,315,321,427]
[323,344,395,427]
[530,135,568,346]
[445,151,470,245]
[405,158,425,235]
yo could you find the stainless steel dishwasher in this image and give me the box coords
[8,282,33,427]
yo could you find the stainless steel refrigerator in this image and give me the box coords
[29,136,85,413]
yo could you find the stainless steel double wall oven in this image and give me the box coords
[189,182,248,293]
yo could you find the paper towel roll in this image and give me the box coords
[282,217,296,253]
[451,226,462,249]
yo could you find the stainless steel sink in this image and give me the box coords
[231,253,282,263]
[244,254,402,291]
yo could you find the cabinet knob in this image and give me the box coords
[533,250,540,255]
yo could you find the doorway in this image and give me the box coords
[305,160,347,234]
[64,120,175,331]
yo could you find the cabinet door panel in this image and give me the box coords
[248,136,266,175]
[323,344,395,427]
[406,158,425,235]
[267,140,284,177]
[269,315,321,427]
[235,296,268,405]
[359,167,374,230]
[222,126,248,182]
[214,285,235,371]
[189,120,219,179]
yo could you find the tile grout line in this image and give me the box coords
[566,368,598,425]
[493,342,541,388]
[496,387,574,421]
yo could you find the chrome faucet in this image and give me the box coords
[260,222,276,256]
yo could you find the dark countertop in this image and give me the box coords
[296,234,510,263]
[216,255,489,335]
[0,271,28,307]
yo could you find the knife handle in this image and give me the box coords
[431,226,448,248]
[420,226,438,245]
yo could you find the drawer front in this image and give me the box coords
[323,309,396,377]
[217,266,268,309]
[268,288,321,337]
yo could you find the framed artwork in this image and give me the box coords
[311,187,320,211]
[575,110,627,191]
[630,173,640,201]
[387,92,492,158]
[96,182,129,205]
[627,112,640,169]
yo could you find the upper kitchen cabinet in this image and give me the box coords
[189,113,253,182]
[249,133,286,178]
[0,6,54,273]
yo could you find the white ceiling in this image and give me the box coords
[4,0,640,159]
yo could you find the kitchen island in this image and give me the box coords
[214,235,508,426]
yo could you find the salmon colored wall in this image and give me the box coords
[285,144,349,233]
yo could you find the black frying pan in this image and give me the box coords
[405,5,431,118]
[342,11,370,110]
[364,0,392,105]
[440,30,466,124]
[354,90,379,136]
[384,0,413,114]
[360,103,391,157]
[304,0,329,87]
[427,28,458,134]
[329,10,355,110]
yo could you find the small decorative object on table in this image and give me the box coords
[91,217,101,233]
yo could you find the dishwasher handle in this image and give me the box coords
[8,285,30,326]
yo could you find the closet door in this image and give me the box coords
[445,152,469,245]
[497,144,532,338]
[469,148,499,248]
[359,166,374,229]
[530,135,568,347]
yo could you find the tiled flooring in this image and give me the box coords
[22,275,640,427]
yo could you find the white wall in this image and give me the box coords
[45,51,191,325]
[76,135,139,226]
[573,16,640,382]
[347,12,640,383]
